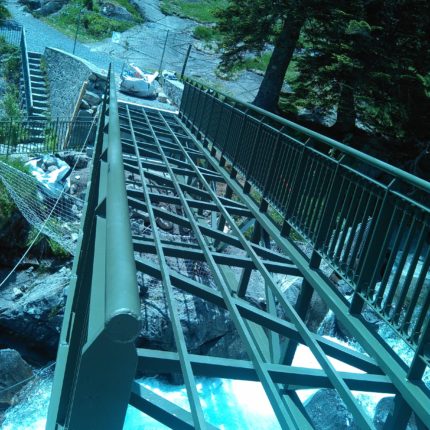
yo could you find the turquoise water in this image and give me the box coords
[125,378,281,429]
[3,338,403,429]
[2,376,281,430]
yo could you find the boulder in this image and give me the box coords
[282,277,329,332]
[373,397,418,430]
[0,267,70,362]
[101,2,134,22]
[34,0,67,16]
[0,349,33,405]
[83,90,101,106]
[136,260,245,358]
[61,152,89,169]
[305,389,359,429]
[25,0,41,10]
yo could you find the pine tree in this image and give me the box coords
[0,0,10,22]
[291,0,430,140]
[216,0,307,112]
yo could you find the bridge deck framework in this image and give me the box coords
[45,71,430,430]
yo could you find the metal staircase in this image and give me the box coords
[27,51,49,118]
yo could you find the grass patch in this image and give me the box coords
[0,158,30,230]
[160,0,227,23]
[43,0,142,42]
[231,52,299,82]
[0,36,25,145]
[193,25,220,42]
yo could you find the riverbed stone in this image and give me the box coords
[305,388,358,429]
[83,90,101,106]
[0,349,33,405]
[373,397,418,430]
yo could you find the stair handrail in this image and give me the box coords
[20,29,33,117]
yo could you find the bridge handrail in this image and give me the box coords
[179,78,430,374]
[104,67,140,342]
[46,68,140,429]
[181,77,430,194]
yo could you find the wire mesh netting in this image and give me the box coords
[0,160,84,254]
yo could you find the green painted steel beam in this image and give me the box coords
[137,348,395,393]
[133,239,301,275]
[137,107,301,429]
[130,382,218,430]
[125,105,207,429]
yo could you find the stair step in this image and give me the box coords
[28,52,42,60]
[29,59,41,66]
[29,66,42,74]
[33,101,48,109]
[31,107,47,115]
[30,136,46,143]
[30,70,43,78]
[32,93,48,101]
[30,75,45,84]
[31,81,46,89]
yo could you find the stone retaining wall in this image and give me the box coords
[44,48,107,119]
[162,79,184,108]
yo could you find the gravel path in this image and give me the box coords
[6,0,119,70]
[6,0,264,103]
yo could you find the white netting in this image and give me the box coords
[0,160,84,255]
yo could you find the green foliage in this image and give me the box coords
[291,1,430,141]
[216,0,286,70]
[81,12,132,38]
[0,35,24,132]
[48,238,70,258]
[0,36,18,56]
[193,25,219,42]
[3,54,20,83]
[1,86,21,120]
[1,156,30,173]
[44,127,58,152]
[44,1,140,41]
[0,158,30,229]
[0,180,15,229]
[161,0,227,23]
[26,227,70,258]
[0,4,10,23]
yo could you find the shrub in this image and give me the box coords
[193,25,217,41]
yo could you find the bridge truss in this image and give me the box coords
[46,71,430,429]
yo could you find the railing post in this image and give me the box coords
[349,181,396,314]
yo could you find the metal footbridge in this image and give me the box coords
[45,70,430,429]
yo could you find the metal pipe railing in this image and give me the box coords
[181,77,430,194]
[179,79,430,368]
[105,68,141,342]
[0,119,94,154]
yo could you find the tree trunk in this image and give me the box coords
[253,12,305,112]
[334,83,356,134]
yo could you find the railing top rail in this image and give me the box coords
[105,68,140,342]
[182,78,430,195]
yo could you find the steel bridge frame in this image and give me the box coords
[46,71,430,429]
